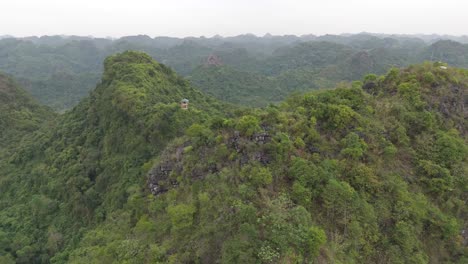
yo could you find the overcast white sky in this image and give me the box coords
[1,0,467,37]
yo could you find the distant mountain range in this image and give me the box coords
[0,33,467,110]
[3,32,468,43]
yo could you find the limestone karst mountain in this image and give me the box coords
[0,51,466,263]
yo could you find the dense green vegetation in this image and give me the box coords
[0,73,53,148]
[188,65,286,105]
[0,51,466,263]
[0,38,107,110]
[1,34,468,109]
[0,51,227,263]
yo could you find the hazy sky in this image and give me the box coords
[2,0,467,37]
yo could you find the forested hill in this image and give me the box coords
[1,34,468,110]
[0,51,466,263]
[0,73,53,149]
[92,62,466,263]
[0,51,227,263]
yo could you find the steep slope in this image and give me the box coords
[0,72,53,148]
[65,63,467,263]
[0,51,227,263]
[0,74,55,264]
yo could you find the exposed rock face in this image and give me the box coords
[148,130,273,196]
[362,81,378,95]
[206,54,222,66]
[148,164,173,195]
[462,229,468,246]
[430,83,467,134]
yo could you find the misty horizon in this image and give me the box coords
[3,0,468,38]
[2,32,468,40]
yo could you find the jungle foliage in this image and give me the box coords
[0,52,466,264]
